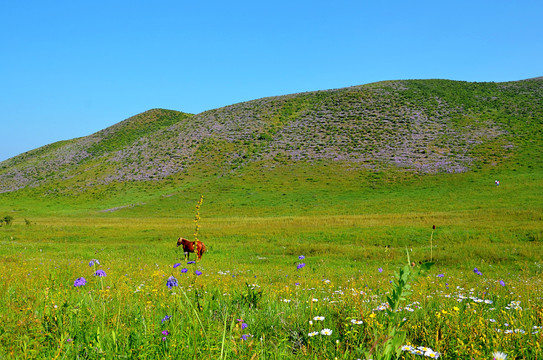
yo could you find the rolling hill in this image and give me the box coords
[0,78,542,216]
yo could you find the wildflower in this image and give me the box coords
[74,277,87,287]
[187,261,195,264]
[89,259,99,267]
[425,349,440,358]
[94,269,106,277]
[241,334,252,341]
[66,338,73,343]
[181,268,188,273]
[473,268,483,275]
[499,280,505,286]
[321,328,333,336]
[295,282,300,286]
[299,255,305,260]
[297,263,306,269]
[161,315,172,323]
[166,276,178,289]
[313,316,325,321]
[241,323,248,330]
[162,330,169,336]
[492,351,507,360]
[173,263,181,268]
[308,331,319,337]
[401,345,414,352]
[195,270,202,276]
[378,268,383,273]
[437,274,444,278]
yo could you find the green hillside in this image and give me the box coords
[0,78,542,218]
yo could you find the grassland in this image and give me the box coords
[1,160,542,359]
[0,78,542,358]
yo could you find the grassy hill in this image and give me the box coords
[0,78,542,218]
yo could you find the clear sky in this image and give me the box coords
[1,0,541,162]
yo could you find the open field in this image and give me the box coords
[1,173,542,359]
[1,78,542,358]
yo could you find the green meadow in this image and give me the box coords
[1,78,542,358]
[1,160,542,359]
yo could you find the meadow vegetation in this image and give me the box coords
[1,162,542,359]
[0,78,542,358]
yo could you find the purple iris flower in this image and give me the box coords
[166,276,178,289]
[74,277,87,287]
[94,269,106,277]
[89,259,100,267]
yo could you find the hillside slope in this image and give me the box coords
[1,78,542,195]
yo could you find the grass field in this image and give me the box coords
[1,160,542,359]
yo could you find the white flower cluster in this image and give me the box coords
[401,345,440,358]
[505,300,522,310]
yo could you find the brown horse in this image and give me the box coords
[177,237,206,260]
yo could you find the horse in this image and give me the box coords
[177,237,206,260]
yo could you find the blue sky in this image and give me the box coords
[1,0,541,162]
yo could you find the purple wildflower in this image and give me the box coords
[195,270,202,276]
[298,255,305,260]
[74,277,86,287]
[173,263,181,268]
[241,334,249,341]
[241,323,248,330]
[94,269,106,277]
[166,276,178,289]
[162,330,169,336]
[473,268,483,276]
[499,280,505,286]
[161,315,172,323]
[181,268,188,273]
[437,274,445,278]
[378,268,383,273]
[187,261,195,264]
[162,337,167,341]
[297,263,306,269]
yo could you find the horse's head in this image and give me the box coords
[177,237,187,247]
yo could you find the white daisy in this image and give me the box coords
[320,328,333,336]
[492,351,507,360]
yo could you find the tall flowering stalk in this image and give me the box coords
[194,195,204,244]
[430,225,435,261]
